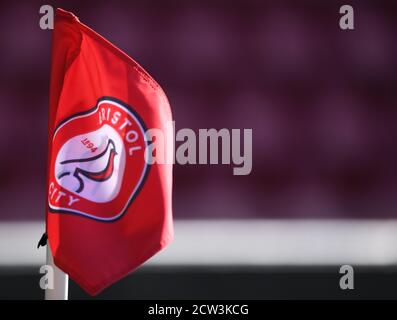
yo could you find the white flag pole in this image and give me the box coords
[45,245,69,300]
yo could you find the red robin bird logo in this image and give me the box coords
[48,97,150,222]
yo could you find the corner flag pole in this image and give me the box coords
[45,245,69,300]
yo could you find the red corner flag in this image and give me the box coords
[46,8,173,295]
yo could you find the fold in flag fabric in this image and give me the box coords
[46,8,173,295]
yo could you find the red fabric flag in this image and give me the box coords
[46,8,173,295]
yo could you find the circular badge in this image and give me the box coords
[48,97,149,222]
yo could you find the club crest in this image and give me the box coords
[48,97,149,221]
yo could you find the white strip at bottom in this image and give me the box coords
[0,220,397,267]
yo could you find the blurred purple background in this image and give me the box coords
[0,0,396,220]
